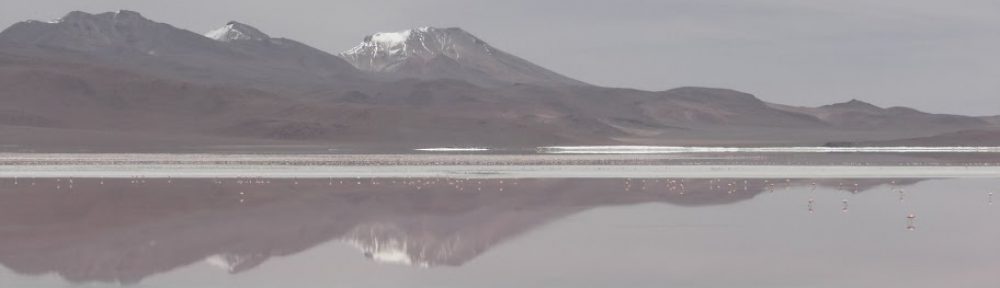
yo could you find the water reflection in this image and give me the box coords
[906,213,918,231]
[0,177,995,287]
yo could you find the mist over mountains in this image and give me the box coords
[0,10,995,151]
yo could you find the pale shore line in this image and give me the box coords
[1,165,999,179]
[538,146,1000,153]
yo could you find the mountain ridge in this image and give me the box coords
[0,10,365,93]
[0,10,995,150]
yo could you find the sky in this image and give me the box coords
[1,0,998,115]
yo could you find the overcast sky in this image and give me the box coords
[1,0,998,115]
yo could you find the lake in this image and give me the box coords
[0,176,997,287]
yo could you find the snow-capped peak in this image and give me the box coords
[205,21,270,42]
[343,26,485,58]
[339,26,587,87]
[357,27,477,53]
[365,28,413,48]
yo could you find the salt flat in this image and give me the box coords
[1,153,999,179]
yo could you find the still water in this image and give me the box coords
[0,177,997,287]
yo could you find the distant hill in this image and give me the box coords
[861,129,1000,146]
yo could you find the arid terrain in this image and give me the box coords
[0,10,997,152]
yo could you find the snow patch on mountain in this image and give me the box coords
[342,27,486,72]
[205,21,271,42]
[340,26,587,87]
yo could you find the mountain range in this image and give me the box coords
[0,10,996,151]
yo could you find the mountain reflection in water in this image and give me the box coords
[0,177,996,287]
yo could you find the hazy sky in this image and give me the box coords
[1,0,998,115]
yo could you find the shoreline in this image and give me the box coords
[1,153,998,179]
[1,164,998,179]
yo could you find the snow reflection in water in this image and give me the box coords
[0,177,996,287]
